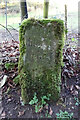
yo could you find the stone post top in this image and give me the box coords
[21,18,64,25]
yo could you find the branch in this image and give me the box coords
[8,25,19,32]
[0,24,16,41]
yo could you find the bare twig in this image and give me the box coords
[0,24,16,41]
[8,25,19,32]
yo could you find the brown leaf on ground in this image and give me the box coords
[75,85,80,90]
[72,90,78,95]
[1,111,5,118]
[18,110,25,117]
[49,107,53,115]
[38,107,43,113]
[70,85,74,91]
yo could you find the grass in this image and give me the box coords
[0,13,21,29]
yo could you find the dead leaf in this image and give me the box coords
[45,105,48,110]
[73,90,78,95]
[38,107,43,113]
[1,111,5,118]
[18,110,25,117]
[75,85,80,90]
[7,98,12,102]
[49,107,53,115]
[70,85,74,91]
[0,75,7,88]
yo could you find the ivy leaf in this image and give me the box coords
[33,96,37,101]
[42,96,47,99]
[56,113,60,117]
[75,102,79,106]
[34,99,38,104]
[29,100,34,105]
[35,105,39,113]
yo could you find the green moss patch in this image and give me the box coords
[5,62,17,70]
[18,18,64,104]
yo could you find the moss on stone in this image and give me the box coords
[18,18,64,103]
[13,75,20,85]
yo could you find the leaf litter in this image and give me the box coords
[0,35,80,118]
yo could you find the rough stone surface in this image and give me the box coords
[19,19,64,103]
[24,24,58,77]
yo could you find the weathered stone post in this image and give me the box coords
[18,18,64,104]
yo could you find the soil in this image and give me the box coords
[0,28,80,119]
